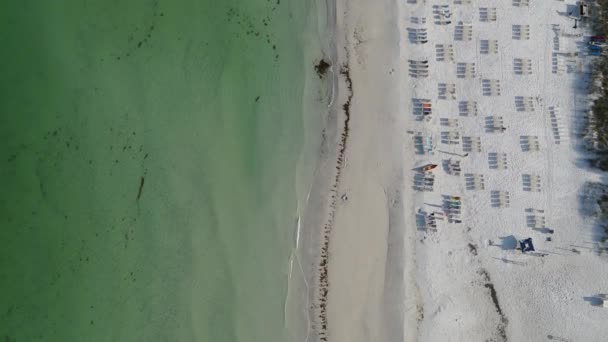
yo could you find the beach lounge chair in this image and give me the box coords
[485,116,504,133]
[436,44,455,62]
[445,159,461,176]
[441,131,460,145]
[440,118,459,127]
[491,191,510,208]
[459,101,478,116]
[479,7,497,22]
[514,58,533,75]
[515,96,535,112]
[480,40,499,54]
[438,83,456,100]
[457,62,476,79]
[488,152,508,170]
[512,25,530,40]
[455,22,473,41]
[482,79,501,96]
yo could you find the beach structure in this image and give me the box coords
[479,7,497,22]
[518,238,535,253]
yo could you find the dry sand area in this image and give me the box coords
[323,0,608,341]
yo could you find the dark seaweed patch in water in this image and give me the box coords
[226,6,279,61]
[314,59,331,78]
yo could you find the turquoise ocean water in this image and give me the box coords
[0,1,326,341]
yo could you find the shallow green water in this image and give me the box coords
[0,1,322,341]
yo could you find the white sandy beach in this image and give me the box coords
[313,0,608,341]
